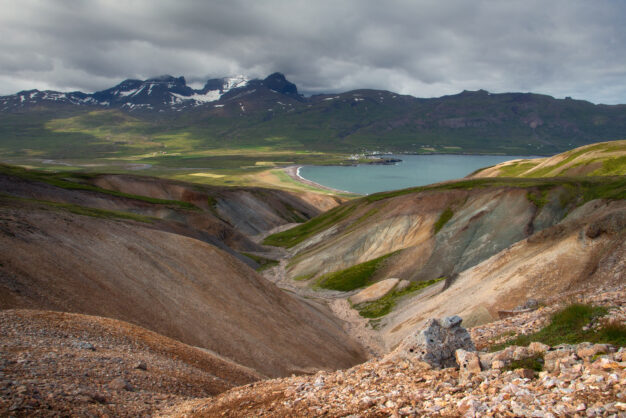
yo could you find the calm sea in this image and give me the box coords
[298,154,538,195]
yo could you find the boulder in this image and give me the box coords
[391,316,475,368]
[528,342,550,354]
[456,349,481,380]
[544,345,578,372]
[576,343,612,360]
[349,278,399,305]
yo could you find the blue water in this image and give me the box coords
[299,154,538,195]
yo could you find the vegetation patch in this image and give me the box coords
[364,177,626,204]
[489,303,625,351]
[592,155,626,176]
[526,190,548,209]
[354,277,445,318]
[344,207,381,233]
[0,164,199,210]
[240,252,279,271]
[505,353,544,372]
[316,251,399,291]
[263,203,357,248]
[1,194,154,223]
[498,161,540,177]
[434,207,454,233]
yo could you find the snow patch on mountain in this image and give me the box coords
[171,90,221,104]
[224,75,248,90]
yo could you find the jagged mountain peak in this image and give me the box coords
[263,72,298,96]
[145,74,186,84]
[0,73,301,111]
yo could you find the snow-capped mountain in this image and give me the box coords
[0,73,300,112]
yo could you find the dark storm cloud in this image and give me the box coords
[1,0,625,103]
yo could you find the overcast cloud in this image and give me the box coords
[1,0,625,103]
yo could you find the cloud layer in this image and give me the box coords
[1,0,625,103]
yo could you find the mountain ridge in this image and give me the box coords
[2,73,626,160]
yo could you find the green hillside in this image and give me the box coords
[471,140,626,178]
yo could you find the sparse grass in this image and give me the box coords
[498,161,540,177]
[526,190,548,209]
[434,207,454,233]
[354,277,445,318]
[592,155,626,176]
[365,177,626,204]
[1,194,154,223]
[46,201,154,223]
[0,164,199,210]
[293,273,315,281]
[344,207,381,233]
[315,251,399,291]
[489,303,624,352]
[263,203,357,248]
[240,252,279,271]
[505,354,544,372]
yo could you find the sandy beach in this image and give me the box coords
[283,165,352,194]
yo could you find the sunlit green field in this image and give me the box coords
[0,109,358,192]
[473,140,626,178]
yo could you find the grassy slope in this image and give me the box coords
[474,140,626,178]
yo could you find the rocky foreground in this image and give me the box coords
[1,288,623,417]
[167,286,625,417]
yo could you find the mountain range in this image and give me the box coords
[1,72,626,155]
[0,73,298,111]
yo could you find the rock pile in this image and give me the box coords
[168,286,625,417]
[392,315,475,368]
[170,342,626,417]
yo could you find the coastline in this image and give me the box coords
[283,166,354,194]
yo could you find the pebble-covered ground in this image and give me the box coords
[168,347,626,417]
[2,286,624,417]
[0,310,260,417]
[168,285,625,417]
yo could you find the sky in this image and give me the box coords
[1,0,625,104]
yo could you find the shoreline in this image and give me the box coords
[283,166,354,194]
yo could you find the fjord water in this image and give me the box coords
[299,154,536,195]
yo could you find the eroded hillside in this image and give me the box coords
[0,165,365,379]
[263,176,625,351]
[1,158,624,416]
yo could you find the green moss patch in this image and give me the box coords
[434,207,454,233]
[263,203,357,248]
[354,277,445,318]
[505,353,544,372]
[315,251,399,291]
[526,190,548,209]
[293,273,315,281]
